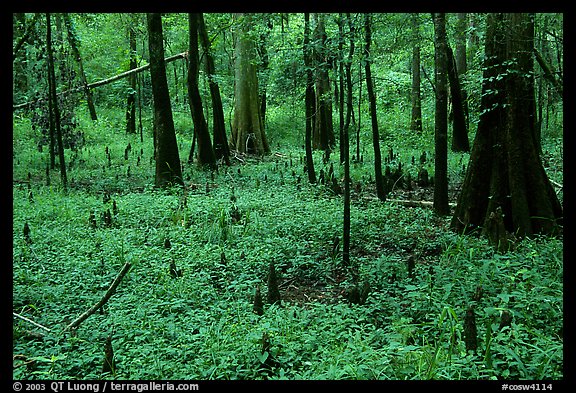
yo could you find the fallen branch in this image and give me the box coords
[13,354,38,369]
[13,312,51,332]
[13,52,187,111]
[231,152,245,163]
[61,262,132,334]
[88,52,187,90]
[362,195,456,208]
[388,198,456,208]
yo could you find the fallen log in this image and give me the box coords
[389,198,456,208]
[362,195,456,208]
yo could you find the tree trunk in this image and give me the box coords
[303,13,317,184]
[410,13,423,134]
[63,14,97,121]
[433,13,449,215]
[187,13,216,169]
[126,15,137,134]
[342,13,355,269]
[364,13,386,202]
[356,55,362,162]
[13,13,41,60]
[230,13,270,155]
[147,13,183,187]
[198,13,230,165]
[46,13,67,191]
[455,13,469,131]
[12,13,30,96]
[447,45,469,152]
[312,13,335,152]
[338,14,345,164]
[450,13,562,241]
[257,15,272,134]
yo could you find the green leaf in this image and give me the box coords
[257,351,269,364]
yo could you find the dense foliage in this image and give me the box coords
[13,12,563,381]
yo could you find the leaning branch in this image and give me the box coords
[533,46,563,97]
[13,52,188,111]
[61,262,132,334]
[88,51,187,90]
[421,65,437,97]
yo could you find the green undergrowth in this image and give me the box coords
[12,108,563,380]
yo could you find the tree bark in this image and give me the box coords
[338,14,345,164]
[187,13,216,169]
[198,13,230,165]
[447,45,469,152]
[455,13,469,131]
[257,15,272,134]
[342,13,355,269]
[147,13,184,187]
[230,13,270,155]
[356,54,362,162]
[303,13,317,184]
[410,13,423,134]
[46,13,67,191]
[126,15,138,134]
[312,13,335,152]
[450,13,562,240]
[364,13,386,201]
[433,13,449,215]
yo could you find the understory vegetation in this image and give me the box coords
[13,103,563,380]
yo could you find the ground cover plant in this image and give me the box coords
[13,12,563,382]
[12,104,563,380]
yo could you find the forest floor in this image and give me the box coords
[12,108,563,381]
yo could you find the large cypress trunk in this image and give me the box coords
[230,13,270,155]
[147,13,183,187]
[451,13,562,239]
